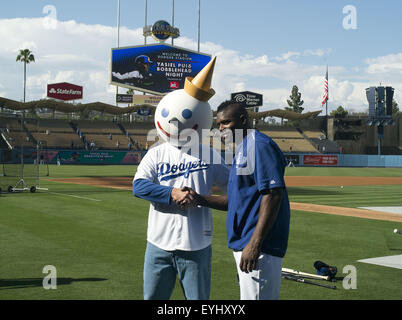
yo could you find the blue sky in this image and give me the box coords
[1,0,401,113]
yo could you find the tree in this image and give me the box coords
[79,107,91,120]
[16,49,35,103]
[330,105,348,118]
[286,85,304,113]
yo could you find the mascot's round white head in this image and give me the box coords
[155,56,216,147]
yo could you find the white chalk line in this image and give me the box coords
[358,206,402,215]
[47,191,102,202]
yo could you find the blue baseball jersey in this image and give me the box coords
[226,130,290,258]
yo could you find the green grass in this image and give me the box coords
[285,166,402,177]
[0,165,401,300]
[288,185,402,208]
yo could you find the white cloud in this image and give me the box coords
[366,53,402,75]
[303,48,332,57]
[0,17,400,114]
[274,51,300,62]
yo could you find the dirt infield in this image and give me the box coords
[290,202,402,223]
[48,176,402,222]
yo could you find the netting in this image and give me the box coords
[0,115,49,193]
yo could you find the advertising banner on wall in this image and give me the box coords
[303,154,338,166]
[231,91,263,108]
[47,82,83,101]
[116,94,134,103]
[110,44,211,95]
[133,94,163,106]
[57,151,143,165]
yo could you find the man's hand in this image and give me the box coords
[172,187,229,211]
[171,187,198,209]
[240,240,261,273]
[179,187,203,209]
[239,188,283,273]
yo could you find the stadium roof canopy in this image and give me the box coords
[0,97,157,116]
[245,109,322,120]
[0,97,321,120]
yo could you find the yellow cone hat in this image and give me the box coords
[184,56,216,102]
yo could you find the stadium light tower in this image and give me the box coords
[172,0,175,46]
[366,86,395,155]
[198,0,201,52]
[116,0,121,106]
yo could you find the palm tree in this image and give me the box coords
[16,49,35,103]
[15,49,35,186]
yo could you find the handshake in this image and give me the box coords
[171,187,204,209]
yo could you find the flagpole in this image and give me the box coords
[326,100,328,140]
[144,0,148,45]
[197,0,201,52]
[116,0,121,106]
[172,0,175,46]
[325,65,328,140]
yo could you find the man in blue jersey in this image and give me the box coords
[188,101,290,300]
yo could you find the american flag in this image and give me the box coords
[321,66,328,106]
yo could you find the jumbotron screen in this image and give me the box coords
[110,44,211,95]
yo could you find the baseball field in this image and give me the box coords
[0,165,401,300]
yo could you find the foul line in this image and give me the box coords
[48,192,102,202]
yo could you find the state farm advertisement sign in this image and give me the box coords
[47,82,83,101]
[303,155,338,166]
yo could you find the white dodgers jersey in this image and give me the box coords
[134,142,229,251]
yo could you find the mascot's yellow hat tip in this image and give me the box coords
[184,56,216,102]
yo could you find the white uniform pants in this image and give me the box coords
[233,251,283,300]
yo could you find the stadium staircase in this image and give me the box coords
[117,122,136,146]
[69,121,89,148]
[297,128,340,153]
[69,121,77,133]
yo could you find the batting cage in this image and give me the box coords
[0,114,49,193]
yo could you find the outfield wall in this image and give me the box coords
[3,148,402,167]
[295,154,402,167]
[3,148,145,165]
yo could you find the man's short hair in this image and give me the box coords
[217,100,248,120]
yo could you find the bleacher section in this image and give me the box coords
[0,116,327,153]
[276,138,318,153]
[260,127,304,139]
[73,120,123,134]
[120,122,157,150]
[298,128,341,153]
[25,118,74,133]
[23,118,83,149]
[71,120,129,150]
[0,117,36,148]
[259,127,319,153]
[302,130,326,139]
[31,132,83,149]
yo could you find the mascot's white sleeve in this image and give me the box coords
[133,148,173,204]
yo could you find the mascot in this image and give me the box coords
[133,56,230,300]
[154,56,216,147]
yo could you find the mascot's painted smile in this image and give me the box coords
[157,121,199,138]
